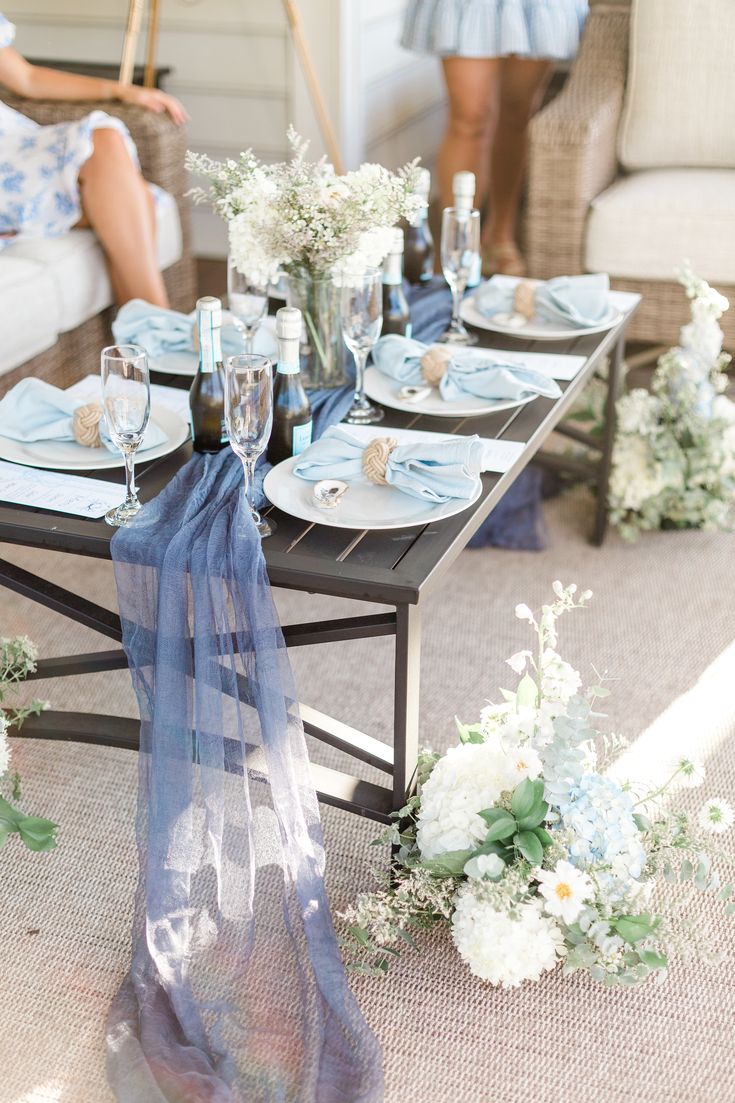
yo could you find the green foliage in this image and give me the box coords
[0,796,56,852]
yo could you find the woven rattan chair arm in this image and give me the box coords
[525,6,630,277]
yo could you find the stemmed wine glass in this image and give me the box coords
[101,344,150,527]
[438,207,481,346]
[339,267,383,425]
[224,353,275,538]
[228,255,270,354]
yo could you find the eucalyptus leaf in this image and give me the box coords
[516,801,549,831]
[633,813,652,832]
[510,778,541,820]
[514,830,543,865]
[680,858,693,882]
[478,809,517,842]
[516,674,538,709]
[422,850,475,878]
[532,826,554,849]
[613,914,660,944]
[638,949,668,971]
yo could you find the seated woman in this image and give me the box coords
[0,13,187,307]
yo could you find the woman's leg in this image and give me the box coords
[438,57,503,208]
[484,57,553,258]
[77,128,169,307]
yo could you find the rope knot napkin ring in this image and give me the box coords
[72,402,104,448]
[419,345,454,386]
[512,279,541,320]
[362,437,398,485]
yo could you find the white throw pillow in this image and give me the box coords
[618,0,735,170]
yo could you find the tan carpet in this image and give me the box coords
[1,486,734,1103]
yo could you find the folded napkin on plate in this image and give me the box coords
[292,425,484,504]
[112,299,251,359]
[0,378,166,452]
[476,273,611,328]
[372,334,561,403]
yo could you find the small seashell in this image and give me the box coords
[313,479,348,509]
[494,312,527,330]
[399,385,432,403]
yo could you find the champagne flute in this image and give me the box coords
[224,353,275,538]
[101,344,150,527]
[228,255,270,354]
[438,207,480,346]
[339,267,383,425]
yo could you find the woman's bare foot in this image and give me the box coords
[482,242,526,278]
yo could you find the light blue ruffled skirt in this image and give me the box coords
[401,0,589,61]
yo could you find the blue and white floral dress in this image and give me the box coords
[402,0,589,61]
[0,13,141,247]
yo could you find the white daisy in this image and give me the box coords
[698,799,734,834]
[673,757,706,788]
[535,860,595,925]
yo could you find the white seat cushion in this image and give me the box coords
[619,0,735,170]
[6,187,184,334]
[585,169,735,285]
[0,256,61,378]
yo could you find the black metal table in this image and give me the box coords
[2,309,635,823]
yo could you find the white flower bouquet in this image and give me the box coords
[0,635,56,852]
[341,584,734,989]
[186,128,423,283]
[607,269,735,538]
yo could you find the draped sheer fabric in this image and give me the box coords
[108,444,383,1102]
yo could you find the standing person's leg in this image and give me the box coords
[483,57,553,273]
[437,57,503,209]
[77,128,170,307]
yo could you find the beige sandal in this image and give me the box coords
[482,242,527,279]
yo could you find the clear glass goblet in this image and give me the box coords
[224,353,275,538]
[339,267,383,425]
[438,207,481,346]
[228,255,270,354]
[101,344,150,527]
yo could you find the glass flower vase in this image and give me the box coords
[285,270,346,391]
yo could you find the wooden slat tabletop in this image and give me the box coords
[0,319,627,605]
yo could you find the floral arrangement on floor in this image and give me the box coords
[341,584,734,989]
[0,636,56,852]
[186,127,422,283]
[577,268,735,540]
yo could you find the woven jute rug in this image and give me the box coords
[1,486,734,1103]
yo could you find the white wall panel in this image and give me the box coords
[6,1,444,257]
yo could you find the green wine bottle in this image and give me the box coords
[189,296,228,453]
[267,307,313,466]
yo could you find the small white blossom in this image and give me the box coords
[506,650,531,675]
[535,860,595,925]
[464,853,505,880]
[673,757,706,789]
[0,718,10,778]
[514,603,535,623]
[698,799,734,834]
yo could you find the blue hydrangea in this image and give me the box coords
[556,774,646,886]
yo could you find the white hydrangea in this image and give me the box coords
[616,389,662,436]
[416,741,521,859]
[451,887,564,987]
[609,435,671,512]
[540,649,582,706]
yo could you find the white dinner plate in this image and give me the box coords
[460,294,623,341]
[363,364,537,419]
[263,452,483,530]
[0,406,189,472]
[148,315,278,377]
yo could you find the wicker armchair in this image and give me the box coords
[525,3,735,347]
[0,98,197,394]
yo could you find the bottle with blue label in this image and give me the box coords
[381,227,412,339]
[452,171,482,289]
[266,306,313,466]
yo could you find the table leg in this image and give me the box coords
[593,330,626,546]
[392,603,421,813]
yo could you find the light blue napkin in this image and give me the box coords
[475,273,611,328]
[292,425,484,504]
[0,378,166,452]
[112,299,248,359]
[372,334,561,403]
